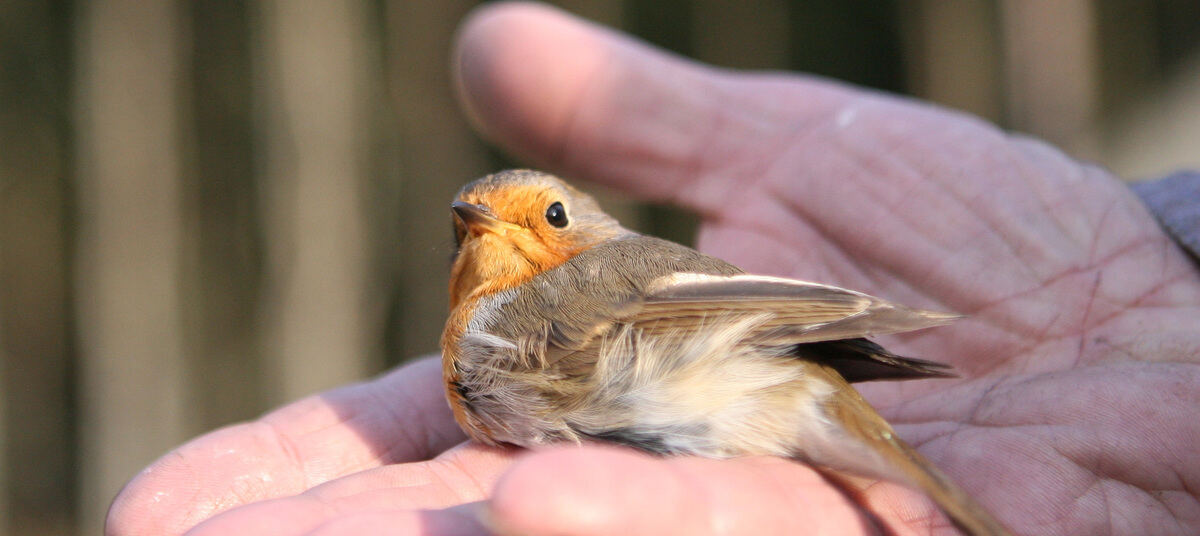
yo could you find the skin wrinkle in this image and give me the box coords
[433,453,491,500]
[889,173,1040,312]
[763,183,886,294]
[892,364,1082,427]
[683,77,847,218]
[982,314,1069,378]
[957,234,1172,362]
[836,179,977,312]
[802,469,894,536]
[999,136,1091,247]
[314,455,479,517]
[1177,466,1199,500]
[1159,227,1173,279]
[1092,337,1140,362]
[1091,395,1200,494]
[845,479,897,536]
[1162,473,1200,534]
[1087,462,1194,529]
[708,210,865,289]
[1085,200,1121,267]
[263,419,311,489]
[759,134,925,291]
[1075,272,1105,368]
[739,166,866,283]
[412,460,472,508]
[891,494,948,536]
[1123,264,1195,311]
[1061,474,1102,532]
[919,184,1039,296]
[1159,491,1197,535]
[1071,263,1194,364]
[960,376,1010,433]
[904,363,1200,532]
[973,250,1159,329]
[773,124,1008,316]
[863,114,1043,269]
[778,172,961,318]
[362,381,437,465]
[685,80,807,221]
[171,451,222,532]
[984,152,1089,281]
[297,492,341,520]
[696,94,1012,326]
[1092,467,1117,536]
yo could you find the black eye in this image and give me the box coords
[545,201,568,227]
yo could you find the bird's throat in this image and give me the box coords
[448,234,574,309]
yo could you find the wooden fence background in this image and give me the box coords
[1,1,1198,534]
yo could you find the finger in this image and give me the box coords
[301,503,490,536]
[189,506,490,536]
[486,445,883,535]
[107,357,466,536]
[184,443,512,536]
[453,2,854,212]
[452,4,1179,328]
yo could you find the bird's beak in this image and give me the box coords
[451,201,514,236]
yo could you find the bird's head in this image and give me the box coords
[448,170,626,308]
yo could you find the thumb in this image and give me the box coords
[452,2,854,212]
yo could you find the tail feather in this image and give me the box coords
[817,366,1012,536]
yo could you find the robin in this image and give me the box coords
[442,169,1010,536]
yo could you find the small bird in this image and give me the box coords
[441,169,1010,535]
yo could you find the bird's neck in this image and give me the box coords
[448,235,578,310]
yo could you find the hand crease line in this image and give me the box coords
[819,127,1002,315]
[962,233,1171,345]
[435,452,491,500]
[262,418,311,489]
[762,180,885,292]
[365,379,433,464]
[1074,271,1104,369]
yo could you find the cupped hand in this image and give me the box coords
[108,3,1200,535]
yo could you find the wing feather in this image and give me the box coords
[639,274,959,344]
[633,273,960,382]
[538,272,960,384]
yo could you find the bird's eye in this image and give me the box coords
[545,201,568,228]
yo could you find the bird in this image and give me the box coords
[441,169,1010,536]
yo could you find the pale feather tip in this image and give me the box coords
[860,304,964,337]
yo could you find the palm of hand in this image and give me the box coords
[686,81,1200,535]
[107,4,1200,535]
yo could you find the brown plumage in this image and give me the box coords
[441,169,1011,536]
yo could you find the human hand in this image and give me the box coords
[454,3,1200,534]
[105,355,871,535]
[108,3,1200,535]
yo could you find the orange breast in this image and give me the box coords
[440,298,498,443]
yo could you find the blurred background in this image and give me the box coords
[1,0,1198,534]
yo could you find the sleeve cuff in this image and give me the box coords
[1132,170,1200,264]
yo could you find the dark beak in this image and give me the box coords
[451,201,508,235]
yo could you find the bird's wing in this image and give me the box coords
[636,273,958,342]
[627,273,960,382]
